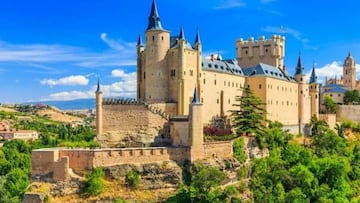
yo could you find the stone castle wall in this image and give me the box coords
[203,141,233,159]
[100,103,170,146]
[337,105,360,123]
[31,140,233,181]
[32,147,190,178]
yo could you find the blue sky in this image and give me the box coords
[1,0,360,103]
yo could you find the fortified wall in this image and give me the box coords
[32,141,233,181]
[98,98,176,147]
[337,105,360,123]
[32,97,233,181]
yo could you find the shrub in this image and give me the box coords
[237,166,248,179]
[233,137,247,163]
[125,170,140,188]
[84,168,104,196]
[203,126,232,136]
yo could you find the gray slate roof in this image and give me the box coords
[201,58,244,76]
[242,63,296,81]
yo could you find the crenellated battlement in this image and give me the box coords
[236,35,285,69]
[102,98,141,105]
[236,35,285,45]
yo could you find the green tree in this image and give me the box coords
[344,90,360,104]
[231,87,267,146]
[323,95,337,113]
[4,168,30,198]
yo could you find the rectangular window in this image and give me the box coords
[259,84,262,89]
[214,80,217,85]
[203,79,206,84]
[190,70,193,76]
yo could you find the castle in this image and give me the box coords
[31,0,321,181]
[96,0,318,136]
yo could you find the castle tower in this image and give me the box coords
[309,64,320,118]
[343,52,356,89]
[194,30,202,101]
[144,0,170,102]
[236,35,285,69]
[188,87,204,162]
[95,80,103,136]
[177,26,187,114]
[137,35,145,100]
[294,55,309,133]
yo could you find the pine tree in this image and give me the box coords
[231,87,267,137]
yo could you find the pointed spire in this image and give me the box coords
[194,29,201,45]
[146,0,164,31]
[310,62,317,83]
[348,51,352,57]
[295,54,304,75]
[216,50,221,60]
[96,78,102,93]
[192,86,200,104]
[137,35,143,46]
[179,26,185,40]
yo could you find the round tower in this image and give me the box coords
[144,0,170,103]
[95,80,103,136]
[294,55,307,134]
[343,52,356,89]
[137,35,145,101]
[309,64,319,118]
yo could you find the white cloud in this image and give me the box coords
[213,0,245,9]
[100,33,136,51]
[262,26,317,50]
[42,70,137,101]
[305,61,360,84]
[40,75,89,86]
[0,36,136,68]
[47,91,92,101]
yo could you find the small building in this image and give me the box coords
[0,130,39,141]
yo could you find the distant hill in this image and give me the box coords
[26,98,96,110]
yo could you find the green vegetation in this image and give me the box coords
[84,168,105,196]
[344,89,360,105]
[231,87,266,148]
[250,116,360,202]
[233,137,247,163]
[323,95,337,113]
[125,170,140,188]
[0,140,31,202]
[165,164,243,203]
[0,109,97,202]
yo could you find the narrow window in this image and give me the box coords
[259,84,262,89]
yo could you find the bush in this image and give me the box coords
[84,168,104,196]
[237,166,248,179]
[203,126,232,136]
[125,170,140,188]
[233,137,247,163]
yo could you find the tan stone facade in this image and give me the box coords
[236,35,285,69]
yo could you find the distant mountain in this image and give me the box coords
[26,98,96,110]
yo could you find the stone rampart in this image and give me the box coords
[337,105,360,123]
[203,141,233,159]
[31,147,190,181]
[100,103,170,146]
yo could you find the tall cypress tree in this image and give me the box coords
[231,87,267,137]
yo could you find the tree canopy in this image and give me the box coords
[230,87,266,137]
[323,95,337,113]
[344,90,360,105]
